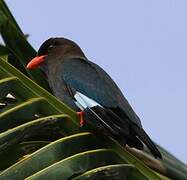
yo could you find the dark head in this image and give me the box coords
[26,37,85,69]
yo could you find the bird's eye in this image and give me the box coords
[48,45,54,52]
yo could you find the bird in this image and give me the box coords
[26,37,162,158]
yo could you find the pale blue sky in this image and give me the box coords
[6,0,187,163]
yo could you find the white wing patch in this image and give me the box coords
[74,91,103,110]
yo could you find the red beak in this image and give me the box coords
[26,55,47,69]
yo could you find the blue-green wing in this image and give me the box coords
[62,58,142,127]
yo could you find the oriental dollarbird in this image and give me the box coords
[27,37,162,158]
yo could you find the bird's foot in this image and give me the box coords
[77,111,85,127]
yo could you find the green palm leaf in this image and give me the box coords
[0,57,162,180]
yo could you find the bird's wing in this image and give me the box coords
[61,58,141,127]
[61,58,162,158]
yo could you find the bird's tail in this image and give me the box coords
[133,125,162,159]
[74,91,162,158]
[86,106,162,158]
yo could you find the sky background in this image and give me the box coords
[6,0,187,163]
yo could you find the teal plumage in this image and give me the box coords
[27,37,162,158]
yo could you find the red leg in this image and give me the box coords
[77,111,85,127]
